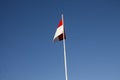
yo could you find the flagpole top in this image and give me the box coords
[61,14,64,17]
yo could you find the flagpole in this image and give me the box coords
[62,14,68,80]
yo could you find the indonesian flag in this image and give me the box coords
[53,18,66,42]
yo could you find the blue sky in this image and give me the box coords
[0,0,120,80]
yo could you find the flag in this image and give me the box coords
[53,18,66,42]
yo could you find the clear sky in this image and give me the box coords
[0,0,120,80]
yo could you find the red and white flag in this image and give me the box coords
[53,17,66,42]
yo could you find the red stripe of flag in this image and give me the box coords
[58,19,63,27]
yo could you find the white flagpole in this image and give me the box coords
[62,14,68,80]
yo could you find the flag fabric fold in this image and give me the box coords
[53,18,66,42]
